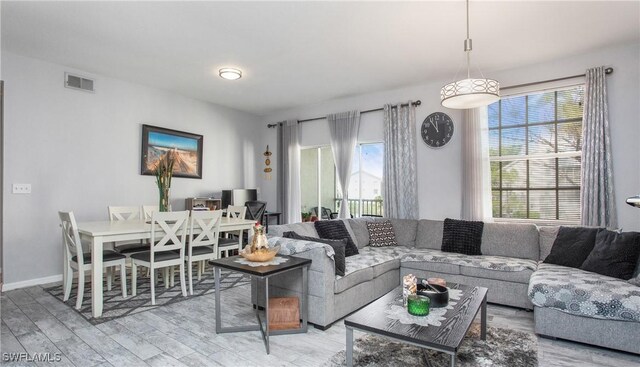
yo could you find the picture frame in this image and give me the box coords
[141,124,203,179]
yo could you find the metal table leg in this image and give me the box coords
[346,326,353,367]
[481,294,487,341]
[302,265,308,331]
[450,353,457,367]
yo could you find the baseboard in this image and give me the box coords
[2,274,63,292]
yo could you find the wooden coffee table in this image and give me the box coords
[344,284,488,367]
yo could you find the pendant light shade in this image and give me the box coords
[441,78,500,109]
[441,0,500,109]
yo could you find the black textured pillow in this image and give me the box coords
[543,227,599,268]
[366,220,398,247]
[441,218,483,256]
[314,220,359,257]
[580,229,640,280]
[282,231,346,276]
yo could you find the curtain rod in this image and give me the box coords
[501,67,613,91]
[267,100,422,128]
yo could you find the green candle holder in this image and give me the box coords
[407,294,430,316]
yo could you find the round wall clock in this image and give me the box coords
[421,112,454,148]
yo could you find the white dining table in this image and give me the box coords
[75,217,256,317]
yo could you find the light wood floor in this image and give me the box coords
[1,281,639,367]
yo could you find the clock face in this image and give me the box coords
[421,112,454,148]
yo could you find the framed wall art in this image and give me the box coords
[141,124,203,179]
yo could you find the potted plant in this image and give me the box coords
[301,212,311,222]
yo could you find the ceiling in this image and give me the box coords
[2,1,639,116]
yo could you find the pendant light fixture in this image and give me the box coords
[440,0,500,109]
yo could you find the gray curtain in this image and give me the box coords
[581,66,617,227]
[327,111,361,218]
[277,120,302,224]
[461,107,493,221]
[383,102,419,219]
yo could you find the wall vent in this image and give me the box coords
[64,72,95,92]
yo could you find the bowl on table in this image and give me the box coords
[416,283,449,308]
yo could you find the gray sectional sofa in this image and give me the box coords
[253,218,640,354]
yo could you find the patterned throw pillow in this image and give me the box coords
[366,220,398,247]
[441,218,484,256]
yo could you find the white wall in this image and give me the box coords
[260,42,640,231]
[2,52,262,285]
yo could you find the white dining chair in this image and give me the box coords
[185,210,222,295]
[130,210,188,305]
[59,211,127,309]
[108,206,148,255]
[218,205,247,258]
[142,205,160,221]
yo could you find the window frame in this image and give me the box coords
[489,85,584,224]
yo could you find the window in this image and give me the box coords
[489,85,584,222]
[336,143,385,217]
[300,142,384,218]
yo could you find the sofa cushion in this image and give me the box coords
[388,219,418,247]
[401,248,537,274]
[538,225,559,261]
[580,229,640,280]
[344,246,409,278]
[459,264,535,284]
[400,248,460,274]
[334,266,374,294]
[269,222,318,238]
[415,219,444,249]
[481,222,539,260]
[441,218,484,255]
[282,231,347,276]
[544,226,600,268]
[367,220,398,247]
[529,263,640,322]
[315,220,359,257]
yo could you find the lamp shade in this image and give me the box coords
[441,78,500,109]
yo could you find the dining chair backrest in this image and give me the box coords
[245,201,267,223]
[59,211,84,266]
[227,205,247,220]
[189,210,222,251]
[150,211,189,257]
[108,206,142,221]
[142,205,159,220]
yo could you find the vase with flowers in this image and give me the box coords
[155,150,176,212]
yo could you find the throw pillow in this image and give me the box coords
[580,229,640,280]
[543,227,599,268]
[441,218,484,256]
[366,220,398,247]
[282,231,346,276]
[314,220,359,257]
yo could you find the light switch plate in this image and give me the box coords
[12,184,31,194]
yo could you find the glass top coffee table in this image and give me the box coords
[344,284,488,367]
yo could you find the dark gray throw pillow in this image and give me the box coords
[441,218,483,256]
[543,226,599,268]
[282,231,346,276]
[580,229,640,280]
[314,220,359,257]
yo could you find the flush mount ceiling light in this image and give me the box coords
[219,68,242,80]
[441,0,500,109]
